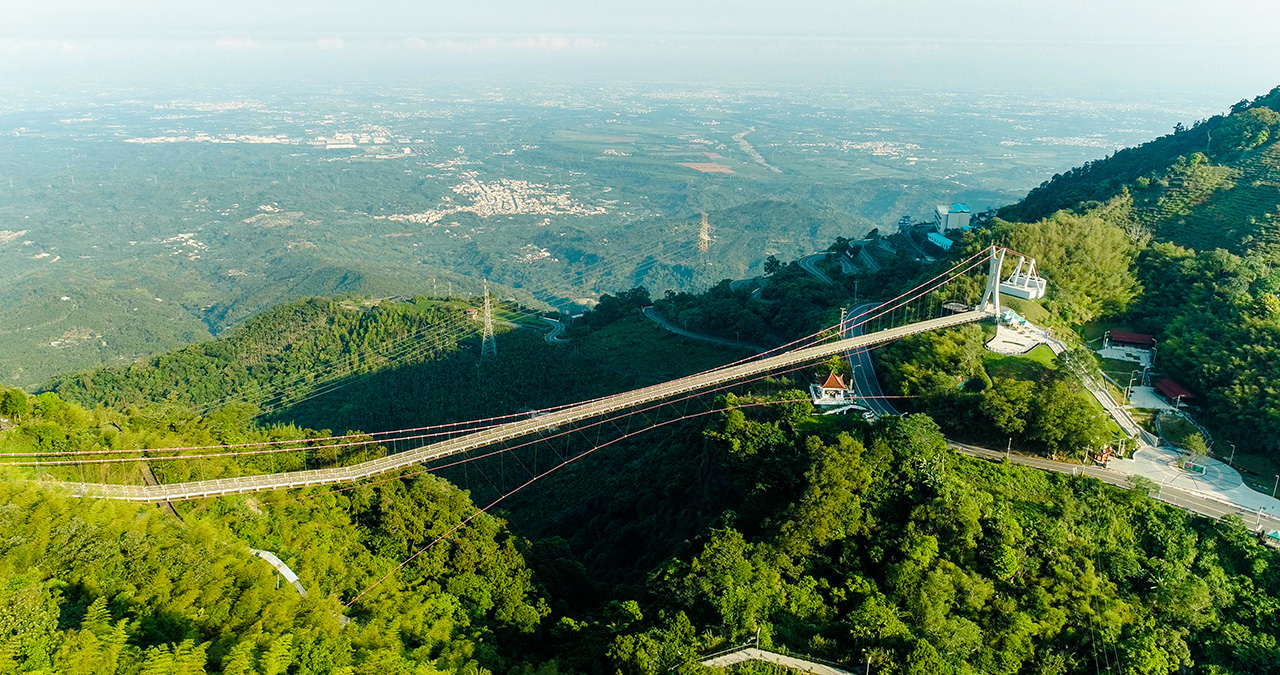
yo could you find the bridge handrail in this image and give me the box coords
[44,310,989,502]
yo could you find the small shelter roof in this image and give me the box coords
[1109,330,1156,347]
[1156,378,1196,401]
[820,372,847,390]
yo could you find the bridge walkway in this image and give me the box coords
[51,310,988,503]
[701,647,854,674]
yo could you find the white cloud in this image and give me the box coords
[215,36,259,50]
[316,37,345,49]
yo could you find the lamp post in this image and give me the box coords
[1272,474,1278,498]
[1126,369,1142,403]
[1227,442,1236,467]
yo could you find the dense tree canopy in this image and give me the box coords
[988,208,1141,324]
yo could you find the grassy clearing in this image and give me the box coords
[1158,414,1202,449]
[983,345,1058,382]
[999,296,1050,324]
[1129,409,1156,433]
[1099,356,1142,376]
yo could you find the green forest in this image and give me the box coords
[5,380,1280,674]
[5,85,1280,674]
[984,89,1280,456]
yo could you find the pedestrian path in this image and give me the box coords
[984,316,1280,519]
[1113,446,1280,518]
[248,549,308,597]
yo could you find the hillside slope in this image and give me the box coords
[984,86,1280,456]
[45,296,480,416]
[998,86,1280,229]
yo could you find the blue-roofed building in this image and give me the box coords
[933,203,972,231]
[926,231,955,251]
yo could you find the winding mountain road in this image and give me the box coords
[641,306,766,353]
[541,317,569,344]
[798,254,835,285]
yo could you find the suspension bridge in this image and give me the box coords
[33,245,1033,504]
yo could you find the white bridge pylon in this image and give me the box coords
[977,245,1049,311]
[1000,255,1047,300]
[50,248,1019,503]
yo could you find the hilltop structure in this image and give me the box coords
[934,203,972,230]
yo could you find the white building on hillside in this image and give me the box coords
[934,203,972,231]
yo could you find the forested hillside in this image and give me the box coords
[0,468,550,674]
[6,378,1280,674]
[8,86,1280,675]
[977,86,1280,457]
[1001,86,1280,242]
[565,400,1280,675]
[44,296,481,416]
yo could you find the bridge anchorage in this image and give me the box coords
[32,246,1037,503]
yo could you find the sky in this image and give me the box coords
[2,0,1278,99]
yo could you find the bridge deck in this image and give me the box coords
[701,647,854,674]
[49,310,987,502]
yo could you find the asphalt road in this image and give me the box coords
[843,302,899,418]
[798,254,835,285]
[900,230,937,263]
[842,302,1280,533]
[541,317,569,344]
[953,440,1280,531]
[857,247,883,273]
[641,306,766,353]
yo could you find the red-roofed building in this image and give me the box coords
[820,372,846,390]
[810,371,857,407]
[1155,378,1196,407]
[1106,331,1156,348]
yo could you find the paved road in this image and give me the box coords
[51,310,990,502]
[843,303,899,418]
[798,254,835,285]
[541,317,569,344]
[857,246,883,273]
[641,306,767,353]
[845,309,1280,532]
[900,231,937,263]
[951,441,1280,530]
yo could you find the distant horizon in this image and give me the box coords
[4,0,1279,98]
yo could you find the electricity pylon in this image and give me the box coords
[480,279,498,359]
[698,212,711,253]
